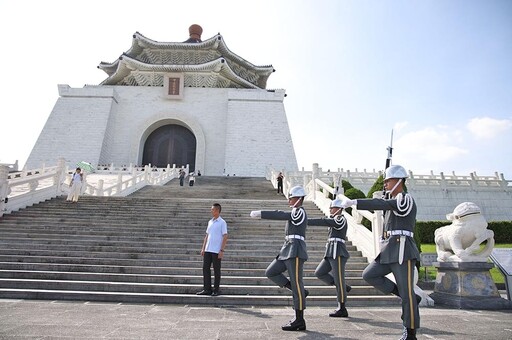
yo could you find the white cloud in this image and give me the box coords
[393,121,408,132]
[467,117,512,139]
[394,127,468,163]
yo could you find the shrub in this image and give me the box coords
[344,187,372,229]
[341,180,353,192]
[367,175,384,198]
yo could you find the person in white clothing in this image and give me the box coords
[197,203,228,296]
[67,168,83,203]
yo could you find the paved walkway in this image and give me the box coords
[0,299,511,339]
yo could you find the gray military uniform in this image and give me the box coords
[357,192,420,330]
[262,207,308,311]
[309,215,350,305]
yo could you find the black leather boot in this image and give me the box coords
[282,309,306,331]
[329,303,348,318]
[399,327,417,340]
[284,281,309,297]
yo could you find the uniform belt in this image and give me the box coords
[383,230,413,265]
[385,230,414,238]
[286,234,305,241]
[327,238,345,259]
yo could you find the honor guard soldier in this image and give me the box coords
[250,185,308,331]
[309,198,351,318]
[341,165,420,340]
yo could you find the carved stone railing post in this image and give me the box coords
[0,165,9,217]
[497,172,508,190]
[97,179,104,196]
[55,158,67,194]
[311,163,319,200]
[371,191,384,259]
[117,174,123,194]
[470,172,478,190]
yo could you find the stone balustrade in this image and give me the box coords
[0,160,187,217]
[267,164,512,221]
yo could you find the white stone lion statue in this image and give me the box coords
[434,202,494,262]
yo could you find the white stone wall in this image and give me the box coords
[410,187,512,222]
[224,89,298,177]
[26,85,298,176]
[26,85,118,169]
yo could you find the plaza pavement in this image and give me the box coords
[0,297,511,340]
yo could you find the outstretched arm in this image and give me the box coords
[308,218,330,227]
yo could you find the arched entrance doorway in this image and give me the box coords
[142,125,196,171]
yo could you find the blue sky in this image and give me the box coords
[1,0,511,177]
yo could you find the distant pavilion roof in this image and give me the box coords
[98,31,275,89]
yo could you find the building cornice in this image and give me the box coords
[98,32,274,88]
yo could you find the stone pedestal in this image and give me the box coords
[430,262,512,309]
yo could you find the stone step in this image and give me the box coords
[0,278,385,296]
[0,239,357,251]
[0,255,370,270]
[0,245,362,258]
[0,270,368,286]
[0,262,364,277]
[0,289,400,307]
[0,249,367,263]
[0,176,385,307]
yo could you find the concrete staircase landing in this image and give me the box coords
[0,176,399,307]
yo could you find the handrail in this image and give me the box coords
[0,160,187,217]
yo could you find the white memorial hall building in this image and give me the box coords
[25,25,298,177]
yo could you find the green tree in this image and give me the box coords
[367,175,384,198]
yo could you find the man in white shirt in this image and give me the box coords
[197,203,228,296]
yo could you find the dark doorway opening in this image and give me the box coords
[142,125,196,171]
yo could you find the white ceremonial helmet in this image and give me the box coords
[330,199,344,209]
[384,165,408,180]
[288,186,306,198]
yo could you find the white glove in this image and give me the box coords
[341,199,357,208]
[250,210,261,218]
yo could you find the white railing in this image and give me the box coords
[0,159,68,218]
[266,163,512,306]
[80,165,184,197]
[267,165,512,195]
[0,159,187,217]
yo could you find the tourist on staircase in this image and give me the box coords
[197,203,228,296]
[66,167,83,203]
[250,186,308,331]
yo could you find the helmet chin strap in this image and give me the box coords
[290,197,303,208]
[330,207,342,218]
[386,178,402,197]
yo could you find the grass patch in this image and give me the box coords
[419,244,512,284]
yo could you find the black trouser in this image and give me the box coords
[203,251,222,292]
[315,256,348,304]
[266,257,306,310]
[363,258,420,329]
[277,182,283,193]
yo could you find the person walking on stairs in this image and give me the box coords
[250,185,308,331]
[277,172,284,194]
[66,167,83,203]
[309,198,351,318]
[197,203,228,296]
[341,165,420,340]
